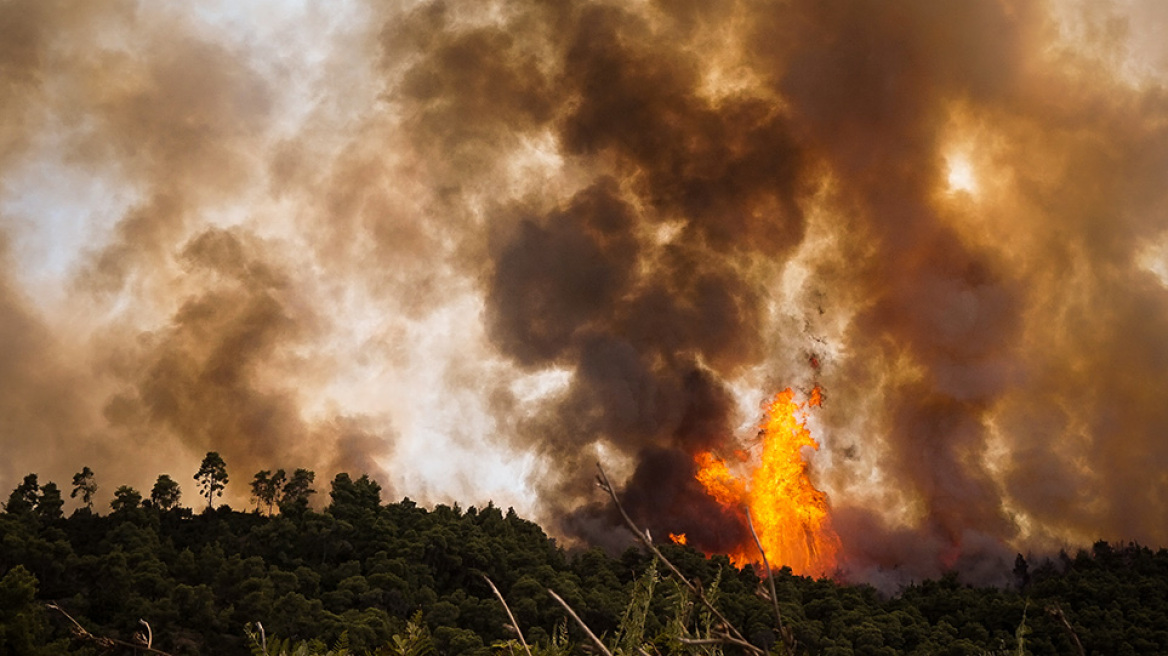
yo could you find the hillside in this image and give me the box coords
[2,470,1167,655]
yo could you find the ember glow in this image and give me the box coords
[692,388,839,577]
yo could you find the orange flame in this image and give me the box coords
[669,532,688,545]
[694,451,748,506]
[693,387,839,577]
[808,385,824,408]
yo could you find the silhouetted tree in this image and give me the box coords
[70,466,97,510]
[110,485,142,513]
[279,468,315,513]
[150,474,182,511]
[1013,553,1030,590]
[194,451,229,510]
[5,474,39,515]
[36,482,64,523]
[328,473,382,520]
[250,469,286,515]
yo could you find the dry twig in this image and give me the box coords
[548,588,614,656]
[47,603,175,655]
[595,464,766,656]
[747,509,796,654]
[1046,604,1085,656]
[483,575,534,656]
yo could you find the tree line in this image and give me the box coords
[5,452,327,519]
[2,458,1168,655]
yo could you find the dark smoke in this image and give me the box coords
[390,0,1168,580]
[2,0,1168,584]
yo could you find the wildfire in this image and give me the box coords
[692,387,839,577]
[694,451,748,506]
[669,532,688,545]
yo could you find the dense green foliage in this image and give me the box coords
[2,465,1168,655]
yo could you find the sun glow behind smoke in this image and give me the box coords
[946,154,979,195]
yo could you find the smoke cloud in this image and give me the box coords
[2,0,1168,583]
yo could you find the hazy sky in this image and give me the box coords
[3,0,1168,583]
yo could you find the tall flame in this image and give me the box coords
[692,387,839,576]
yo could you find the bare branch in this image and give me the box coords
[47,604,176,655]
[1046,604,1085,656]
[595,465,694,592]
[595,464,766,656]
[548,588,614,656]
[483,575,533,656]
[746,509,795,654]
[746,510,784,632]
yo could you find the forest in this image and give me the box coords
[2,454,1167,655]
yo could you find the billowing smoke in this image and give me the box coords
[3,0,1168,583]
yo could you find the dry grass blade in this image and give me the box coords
[483,574,534,656]
[595,463,766,656]
[548,588,614,656]
[255,622,268,655]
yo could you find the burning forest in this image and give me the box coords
[3,0,1168,589]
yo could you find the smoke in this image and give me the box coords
[2,0,1168,583]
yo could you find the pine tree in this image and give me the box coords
[250,469,286,515]
[5,474,39,515]
[110,485,142,513]
[279,468,315,514]
[194,452,229,510]
[70,466,97,510]
[36,482,64,522]
[150,474,182,511]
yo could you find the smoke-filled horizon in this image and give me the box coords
[3,0,1168,585]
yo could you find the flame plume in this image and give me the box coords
[694,451,748,508]
[693,388,839,577]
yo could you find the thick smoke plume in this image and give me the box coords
[3,0,1168,583]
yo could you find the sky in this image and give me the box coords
[2,0,1168,584]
